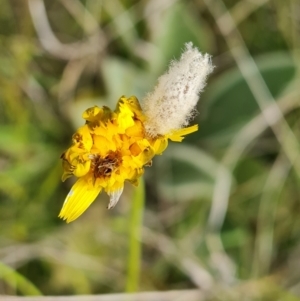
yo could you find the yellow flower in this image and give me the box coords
[59,42,213,223]
[59,96,198,222]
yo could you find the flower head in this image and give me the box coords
[59,43,213,223]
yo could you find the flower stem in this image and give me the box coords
[125,177,145,292]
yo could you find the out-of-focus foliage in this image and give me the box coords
[1,0,300,300]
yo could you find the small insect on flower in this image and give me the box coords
[59,42,213,223]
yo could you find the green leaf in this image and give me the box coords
[197,51,296,147]
[0,261,42,296]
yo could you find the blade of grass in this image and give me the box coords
[0,261,42,296]
[125,177,145,292]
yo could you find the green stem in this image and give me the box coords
[125,177,145,292]
[0,261,42,296]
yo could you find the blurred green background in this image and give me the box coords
[1,0,300,300]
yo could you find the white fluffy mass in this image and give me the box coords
[142,42,213,137]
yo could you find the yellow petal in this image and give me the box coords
[82,106,112,126]
[129,142,142,156]
[116,100,135,130]
[59,178,101,223]
[73,160,91,177]
[152,138,168,155]
[82,106,103,123]
[126,120,144,138]
[124,96,146,122]
[93,135,116,156]
[72,125,93,150]
[167,124,198,142]
[138,146,155,165]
